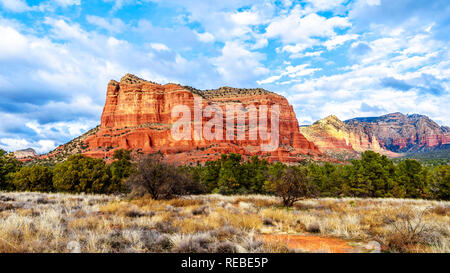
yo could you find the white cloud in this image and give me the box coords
[213,41,269,85]
[366,0,381,6]
[86,15,126,33]
[0,0,30,12]
[324,34,359,50]
[150,43,170,51]
[54,0,80,7]
[0,138,56,154]
[258,64,321,85]
[305,0,346,11]
[265,8,351,44]
[195,31,215,43]
[230,10,261,25]
[0,25,28,58]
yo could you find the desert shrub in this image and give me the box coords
[140,230,173,252]
[428,205,449,216]
[52,155,111,193]
[125,154,203,200]
[306,222,321,233]
[13,165,54,192]
[384,208,434,252]
[192,205,209,216]
[264,166,317,207]
[210,241,237,253]
[171,233,212,253]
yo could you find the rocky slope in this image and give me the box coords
[300,113,449,159]
[345,113,450,153]
[44,74,322,164]
[13,148,37,161]
[300,115,396,159]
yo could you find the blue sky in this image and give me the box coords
[0,0,449,153]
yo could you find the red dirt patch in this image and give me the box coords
[260,234,359,253]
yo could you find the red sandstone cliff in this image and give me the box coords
[345,113,450,153]
[80,74,321,164]
[300,115,398,159]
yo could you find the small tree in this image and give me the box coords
[14,165,54,192]
[109,149,133,193]
[432,165,450,200]
[265,166,316,207]
[53,155,111,193]
[125,154,198,200]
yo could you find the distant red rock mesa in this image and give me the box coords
[79,74,321,164]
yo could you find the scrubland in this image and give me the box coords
[0,192,449,253]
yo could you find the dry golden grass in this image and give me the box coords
[0,192,449,253]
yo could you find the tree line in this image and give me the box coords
[0,149,449,203]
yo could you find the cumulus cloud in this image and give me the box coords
[212,41,269,86]
[265,7,351,52]
[0,0,449,152]
[258,64,321,85]
[86,15,126,33]
[0,0,30,12]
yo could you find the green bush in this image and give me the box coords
[0,149,22,191]
[53,155,111,193]
[109,149,133,193]
[14,165,54,192]
[431,165,450,200]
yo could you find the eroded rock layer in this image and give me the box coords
[300,113,450,158]
[80,74,321,164]
[345,113,450,153]
[300,115,397,159]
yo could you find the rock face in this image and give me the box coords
[78,74,321,164]
[300,115,396,159]
[300,113,450,158]
[345,113,450,153]
[13,148,37,161]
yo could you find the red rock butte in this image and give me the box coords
[81,74,322,164]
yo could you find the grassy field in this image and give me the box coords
[0,192,449,253]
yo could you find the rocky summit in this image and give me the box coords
[300,115,395,159]
[13,148,37,161]
[300,113,450,158]
[345,113,450,153]
[47,74,321,164]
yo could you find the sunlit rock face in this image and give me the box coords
[13,148,38,162]
[81,74,322,164]
[300,113,450,159]
[300,115,396,159]
[345,113,450,153]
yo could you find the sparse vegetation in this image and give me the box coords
[125,154,204,199]
[0,192,448,253]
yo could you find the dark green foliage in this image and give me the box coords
[431,165,450,200]
[217,154,244,194]
[109,149,133,193]
[396,159,430,198]
[189,151,447,200]
[346,151,397,197]
[194,154,270,195]
[52,155,111,193]
[0,149,22,191]
[1,147,448,200]
[13,165,54,192]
